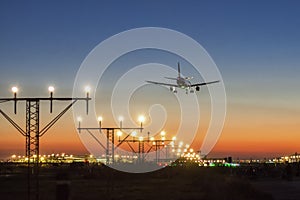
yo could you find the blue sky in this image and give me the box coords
[0,0,300,157]
[1,0,299,108]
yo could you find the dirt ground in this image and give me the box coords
[251,177,300,200]
[0,163,277,200]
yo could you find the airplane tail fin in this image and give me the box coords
[178,62,181,78]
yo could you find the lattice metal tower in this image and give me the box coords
[0,86,91,200]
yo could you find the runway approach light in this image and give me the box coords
[48,86,55,113]
[118,116,123,128]
[85,86,91,93]
[97,116,102,128]
[77,116,82,133]
[11,86,18,94]
[117,131,122,137]
[11,86,18,114]
[77,116,82,122]
[131,131,137,137]
[138,115,145,123]
[84,86,91,114]
[138,115,145,131]
[48,86,54,92]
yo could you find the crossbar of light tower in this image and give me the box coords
[77,116,144,164]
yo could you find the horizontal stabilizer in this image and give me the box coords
[191,80,220,87]
[164,77,178,80]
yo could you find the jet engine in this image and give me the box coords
[170,86,177,93]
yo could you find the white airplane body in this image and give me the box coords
[146,62,219,94]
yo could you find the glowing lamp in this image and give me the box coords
[48,86,55,92]
[12,86,18,93]
[138,115,145,123]
[117,131,123,137]
[97,116,103,122]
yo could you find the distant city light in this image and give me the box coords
[179,141,184,147]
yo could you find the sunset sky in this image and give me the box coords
[0,1,299,159]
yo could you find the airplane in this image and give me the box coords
[146,62,220,94]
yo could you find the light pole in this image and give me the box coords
[12,86,18,114]
[48,86,54,113]
[138,115,145,132]
[77,117,82,133]
[118,116,123,129]
[117,130,122,141]
[97,116,102,129]
[85,86,91,114]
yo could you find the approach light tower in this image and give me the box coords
[78,115,144,164]
[0,85,91,200]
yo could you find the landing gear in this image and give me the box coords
[170,86,177,93]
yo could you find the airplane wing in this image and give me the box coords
[191,80,220,87]
[146,81,179,87]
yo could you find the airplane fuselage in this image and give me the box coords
[176,77,191,89]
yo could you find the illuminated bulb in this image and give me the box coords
[172,136,176,141]
[85,86,91,93]
[150,137,155,141]
[97,116,103,122]
[117,131,122,137]
[131,131,137,137]
[179,141,184,147]
[77,116,82,122]
[48,86,55,92]
[160,131,166,136]
[118,116,124,122]
[138,115,145,123]
[12,86,18,93]
[139,136,143,141]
